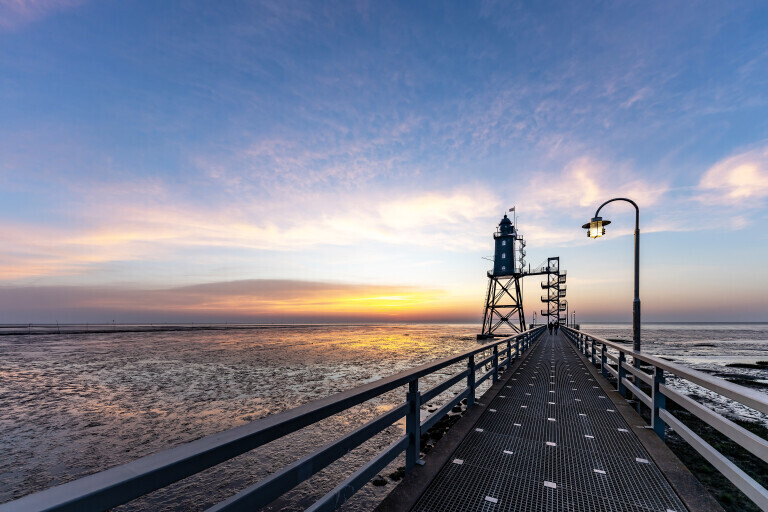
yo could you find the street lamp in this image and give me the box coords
[583,217,611,238]
[582,198,641,353]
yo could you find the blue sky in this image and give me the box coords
[1,0,768,323]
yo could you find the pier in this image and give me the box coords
[1,327,766,511]
[386,332,693,511]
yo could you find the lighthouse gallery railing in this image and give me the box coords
[0,326,546,512]
[562,325,768,511]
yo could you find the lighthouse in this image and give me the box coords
[478,213,526,339]
[478,210,566,339]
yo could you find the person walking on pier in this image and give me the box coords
[554,321,559,335]
[548,321,553,335]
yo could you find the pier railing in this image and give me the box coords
[562,326,768,510]
[0,326,546,512]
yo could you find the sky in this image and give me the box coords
[1,0,768,324]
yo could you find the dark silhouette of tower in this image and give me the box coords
[478,212,566,339]
[479,214,526,338]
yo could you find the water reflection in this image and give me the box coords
[0,324,482,511]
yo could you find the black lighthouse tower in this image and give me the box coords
[478,214,526,338]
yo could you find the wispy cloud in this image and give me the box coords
[0,181,503,281]
[696,145,768,206]
[0,0,83,30]
[620,87,652,109]
[512,156,670,244]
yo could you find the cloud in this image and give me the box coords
[0,279,473,322]
[524,156,668,212]
[621,87,652,109]
[0,182,503,281]
[697,146,768,205]
[0,148,680,284]
[0,0,83,30]
[202,137,397,191]
[509,156,669,244]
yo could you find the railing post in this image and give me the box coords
[492,345,499,383]
[652,367,666,441]
[601,344,607,378]
[405,379,421,472]
[506,339,512,369]
[591,339,596,366]
[515,339,520,360]
[618,351,627,398]
[467,355,476,408]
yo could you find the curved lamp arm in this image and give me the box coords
[595,197,639,230]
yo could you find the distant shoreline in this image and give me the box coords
[0,323,362,336]
[2,320,768,336]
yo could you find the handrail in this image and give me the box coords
[562,325,768,510]
[563,327,768,414]
[1,326,546,512]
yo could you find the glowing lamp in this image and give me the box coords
[582,216,611,238]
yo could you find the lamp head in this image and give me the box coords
[582,216,611,238]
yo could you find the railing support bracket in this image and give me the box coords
[405,380,421,472]
[652,367,666,441]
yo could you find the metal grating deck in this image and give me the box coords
[411,332,687,512]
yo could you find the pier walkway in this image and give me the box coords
[410,332,687,512]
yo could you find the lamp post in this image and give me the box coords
[582,198,641,353]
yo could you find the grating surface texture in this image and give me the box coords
[411,332,687,512]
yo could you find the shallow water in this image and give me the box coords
[0,323,766,510]
[0,324,487,511]
[581,323,768,367]
[580,323,768,427]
